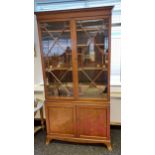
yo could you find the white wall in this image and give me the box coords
[110,98,121,124]
[34,15,43,85]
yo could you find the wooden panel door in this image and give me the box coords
[46,104,75,137]
[77,105,107,139]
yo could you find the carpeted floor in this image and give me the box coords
[34,128,121,155]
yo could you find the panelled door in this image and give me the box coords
[76,104,108,138]
[40,20,75,99]
[45,103,75,137]
[75,18,110,99]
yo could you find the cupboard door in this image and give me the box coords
[77,105,107,138]
[40,21,74,98]
[46,104,75,136]
[76,19,109,99]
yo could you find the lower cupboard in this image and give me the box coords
[45,101,112,150]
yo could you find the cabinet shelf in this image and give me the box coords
[42,28,107,33]
[46,67,107,72]
[77,43,104,47]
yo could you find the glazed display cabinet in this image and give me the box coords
[35,6,113,151]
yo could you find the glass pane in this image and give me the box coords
[76,19,109,98]
[41,21,73,97]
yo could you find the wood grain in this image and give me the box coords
[36,6,113,150]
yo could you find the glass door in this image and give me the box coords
[40,21,74,97]
[76,18,109,98]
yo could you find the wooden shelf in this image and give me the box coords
[77,28,106,32]
[78,67,107,71]
[43,43,104,48]
[46,67,107,72]
[77,43,104,47]
[42,28,107,33]
[66,53,83,55]
[46,67,72,71]
[42,29,70,33]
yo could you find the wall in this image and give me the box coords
[34,16,121,124]
[110,97,121,124]
[34,15,43,85]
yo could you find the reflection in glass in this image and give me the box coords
[41,21,73,97]
[76,19,109,98]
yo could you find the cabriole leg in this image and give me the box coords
[106,142,112,151]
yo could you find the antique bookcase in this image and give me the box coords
[35,6,113,151]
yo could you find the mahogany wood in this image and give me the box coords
[48,105,75,135]
[70,20,79,99]
[77,105,107,138]
[35,6,113,21]
[35,6,113,151]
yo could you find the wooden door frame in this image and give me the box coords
[70,16,112,100]
[70,20,79,99]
